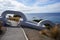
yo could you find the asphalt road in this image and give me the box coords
[0,27,28,40]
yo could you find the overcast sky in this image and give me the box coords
[0,0,60,14]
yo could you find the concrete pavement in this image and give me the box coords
[0,27,28,40]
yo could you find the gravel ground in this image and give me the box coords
[23,24,60,40]
[23,27,55,40]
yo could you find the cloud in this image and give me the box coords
[25,2,60,13]
[33,0,60,6]
[0,0,27,14]
[0,0,60,14]
[34,0,49,5]
[18,0,60,6]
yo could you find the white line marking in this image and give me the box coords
[21,27,29,40]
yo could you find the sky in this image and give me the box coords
[0,0,60,14]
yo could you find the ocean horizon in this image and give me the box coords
[25,13,60,23]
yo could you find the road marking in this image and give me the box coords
[21,27,29,40]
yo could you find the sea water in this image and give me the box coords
[25,13,60,23]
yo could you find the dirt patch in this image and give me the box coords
[23,27,55,40]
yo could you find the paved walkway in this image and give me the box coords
[0,27,27,40]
